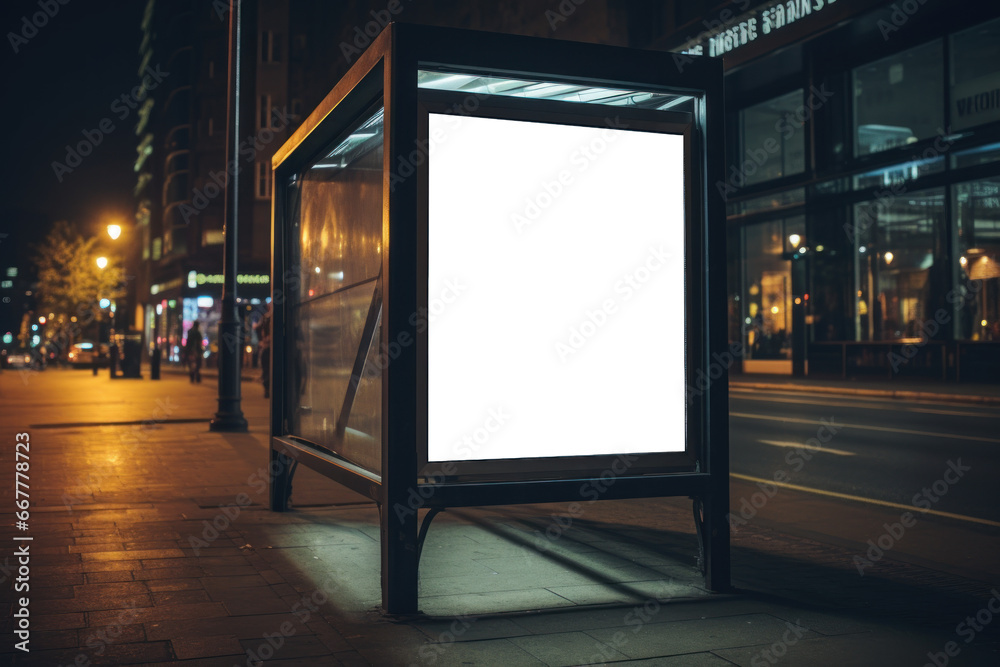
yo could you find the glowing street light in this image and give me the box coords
[96,256,108,269]
[884,251,894,265]
[107,224,122,240]
[788,233,801,248]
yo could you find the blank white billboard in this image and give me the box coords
[427,113,686,462]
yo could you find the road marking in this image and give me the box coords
[731,473,1000,528]
[758,439,855,456]
[730,412,1000,444]
[731,391,995,418]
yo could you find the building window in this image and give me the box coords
[260,30,280,63]
[152,237,162,261]
[256,161,271,199]
[742,216,804,365]
[259,94,271,129]
[853,40,944,157]
[950,17,1000,132]
[737,90,805,188]
[954,179,1000,340]
[852,188,944,341]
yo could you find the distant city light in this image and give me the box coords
[96,256,108,269]
[983,320,989,327]
[884,251,894,265]
[2,333,12,344]
[197,296,214,308]
[788,234,801,247]
[107,224,122,240]
[31,324,38,331]
[99,298,111,308]
[38,316,46,324]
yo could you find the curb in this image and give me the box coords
[729,381,1000,406]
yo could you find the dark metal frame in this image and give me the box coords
[269,23,728,615]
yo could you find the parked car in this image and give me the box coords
[1,348,35,369]
[66,341,109,368]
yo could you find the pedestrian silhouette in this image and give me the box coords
[185,322,204,383]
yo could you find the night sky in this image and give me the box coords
[1,0,143,247]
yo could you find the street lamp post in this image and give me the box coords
[210,0,253,432]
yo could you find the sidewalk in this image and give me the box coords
[1,370,998,665]
[730,373,1000,405]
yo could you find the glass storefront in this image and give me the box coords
[738,90,805,186]
[853,40,944,156]
[742,215,804,372]
[852,189,944,341]
[954,178,1000,340]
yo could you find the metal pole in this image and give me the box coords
[211,0,248,432]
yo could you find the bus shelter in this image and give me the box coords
[268,23,728,615]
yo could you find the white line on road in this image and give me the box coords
[730,391,995,418]
[758,439,856,456]
[731,473,1000,528]
[730,412,1000,444]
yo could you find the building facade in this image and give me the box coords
[646,0,1000,381]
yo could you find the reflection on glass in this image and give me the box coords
[743,218,801,362]
[853,189,943,341]
[853,40,943,156]
[418,70,694,112]
[852,156,944,191]
[738,90,805,187]
[287,105,384,474]
[949,17,1000,132]
[954,179,1000,341]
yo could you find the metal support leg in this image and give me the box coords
[416,507,442,567]
[269,449,297,512]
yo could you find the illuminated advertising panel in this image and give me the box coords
[427,114,686,462]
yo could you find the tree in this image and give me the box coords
[32,221,124,345]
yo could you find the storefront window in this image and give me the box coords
[853,189,943,341]
[738,90,805,187]
[950,17,1000,132]
[853,40,943,156]
[954,179,1000,340]
[743,216,804,368]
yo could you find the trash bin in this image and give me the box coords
[114,333,143,379]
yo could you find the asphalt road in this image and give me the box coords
[730,387,1000,524]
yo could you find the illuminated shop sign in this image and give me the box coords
[682,0,839,58]
[194,273,270,285]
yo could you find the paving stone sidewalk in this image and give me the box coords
[1,371,998,665]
